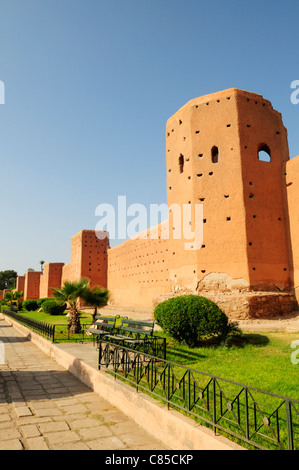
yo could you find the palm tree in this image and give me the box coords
[14,291,23,311]
[82,286,109,321]
[4,290,14,308]
[52,279,89,334]
[40,260,45,274]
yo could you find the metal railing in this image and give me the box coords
[98,340,299,451]
[3,309,56,342]
[102,334,167,360]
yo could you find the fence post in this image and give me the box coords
[213,377,217,434]
[286,400,294,450]
[244,388,250,441]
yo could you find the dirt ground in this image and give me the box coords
[82,305,299,333]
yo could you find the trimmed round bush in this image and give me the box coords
[23,299,39,311]
[36,297,54,308]
[154,295,229,347]
[42,300,67,316]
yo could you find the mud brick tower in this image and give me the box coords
[166,88,291,292]
[107,88,297,318]
[61,230,109,289]
[24,271,42,300]
[16,276,25,293]
[39,263,65,298]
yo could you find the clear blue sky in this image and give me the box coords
[0,0,298,275]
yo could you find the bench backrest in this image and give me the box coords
[93,315,119,331]
[119,317,155,337]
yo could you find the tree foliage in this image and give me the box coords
[0,270,17,290]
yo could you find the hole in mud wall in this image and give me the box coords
[258,143,271,162]
[211,146,219,164]
[179,154,184,174]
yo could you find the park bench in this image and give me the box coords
[83,315,119,345]
[107,317,155,348]
[98,317,167,368]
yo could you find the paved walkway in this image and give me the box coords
[0,318,168,450]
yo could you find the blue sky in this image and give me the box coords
[0,0,298,275]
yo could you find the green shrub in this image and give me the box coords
[154,295,230,347]
[23,299,39,311]
[42,300,67,316]
[36,297,53,308]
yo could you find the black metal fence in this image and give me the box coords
[98,340,299,451]
[3,309,56,342]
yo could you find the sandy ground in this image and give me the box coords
[81,305,299,333]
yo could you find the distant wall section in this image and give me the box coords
[61,230,109,288]
[24,271,42,300]
[39,263,64,298]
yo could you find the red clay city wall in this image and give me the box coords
[24,271,42,300]
[286,156,299,303]
[30,88,299,319]
[39,263,65,298]
[16,276,25,293]
[61,230,109,289]
[107,88,298,316]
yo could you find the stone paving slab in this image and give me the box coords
[0,318,168,451]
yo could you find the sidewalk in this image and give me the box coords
[0,318,168,450]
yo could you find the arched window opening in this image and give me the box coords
[258,144,271,162]
[211,146,219,164]
[179,154,184,173]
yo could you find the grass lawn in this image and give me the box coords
[18,309,93,325]
[156,330,299,400]
[9,308,299,399]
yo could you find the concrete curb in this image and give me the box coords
[3,315,244,451]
